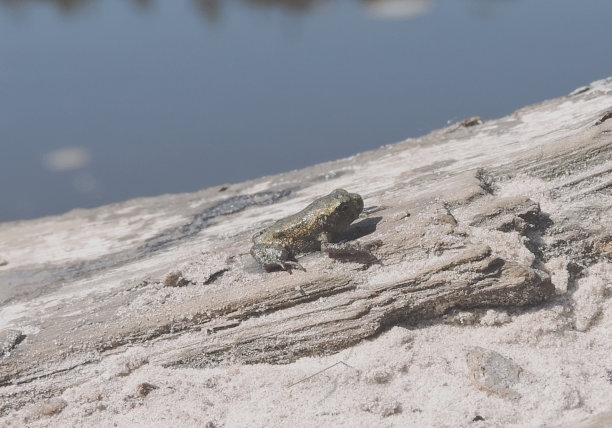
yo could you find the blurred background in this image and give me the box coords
[1,0,611,222]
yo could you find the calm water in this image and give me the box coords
[1,0,611,222]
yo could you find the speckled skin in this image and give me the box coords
[250,189,364,271]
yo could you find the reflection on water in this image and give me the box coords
[42,147,91,173]
[0,0,319,14]
[0,0,153,13]
[363,0,432,19]
[0,0,433,20]
[196,0,436,21]
[193,0,323,22]
[41,147,101,197]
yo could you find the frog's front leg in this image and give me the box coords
[318,231,359,253]
[250,243,305,272]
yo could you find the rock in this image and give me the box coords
[1,330,24,356]
[446,116,483,133]
[594,109,612,126]
[359,396,402,417]
[0,259,7,267]
[163,271,191,288]
[105,353,149,379]
[203,268,229,285]
[479,309,511,326]
[444,310,480,325]
[364,367,394,384]
[22,398,67,422]
[466,347,524,400]
[137,382,158,398]
[571,263,609,332]
[546,257,570,294]
[469,196,543,234]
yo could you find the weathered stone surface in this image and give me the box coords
[0,77,611,419]
[469,196,543,234]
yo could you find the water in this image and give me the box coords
[1,0,611,222]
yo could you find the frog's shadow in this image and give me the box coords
[335,216,382,242]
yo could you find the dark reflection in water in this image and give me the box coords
[0,0,428,18]
[193,0,322,22]
[0,0,438,25]
[0,0,323,14]
[222,0,320,12]
[0,0,95,13]
[195,0,432,21]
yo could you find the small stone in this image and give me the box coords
[0,259,7,267]
[572,270,607,332]
[163,271,191,287]
[546,257,570,295]
[444,311,479,326]
[466,347,523,400]
[38,398,67,416]
[594,109,612,126]
[393,211,411,221]
[1,329,25,356]
[203,268,229,285]
[137,382,158,397]
[459,116,483,127]
[359,396,402,417]
[480,309,511,326]
[107,354,148,378]
[560,386,582,409]
[23,398,67,422]
[364,367,393,384]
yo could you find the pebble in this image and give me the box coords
[1,329,24,356]
[163,271,190,287]
[466,347,523,400]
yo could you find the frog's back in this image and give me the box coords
[253,207,320,243]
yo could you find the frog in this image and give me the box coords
[250,188,364,272]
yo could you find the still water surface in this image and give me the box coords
[1,0,611,222]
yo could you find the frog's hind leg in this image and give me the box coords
[321,241,380,266]
[250,243,305,273]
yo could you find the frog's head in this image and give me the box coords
[326,188,364,230]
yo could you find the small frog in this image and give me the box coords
[250,189,364,272]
